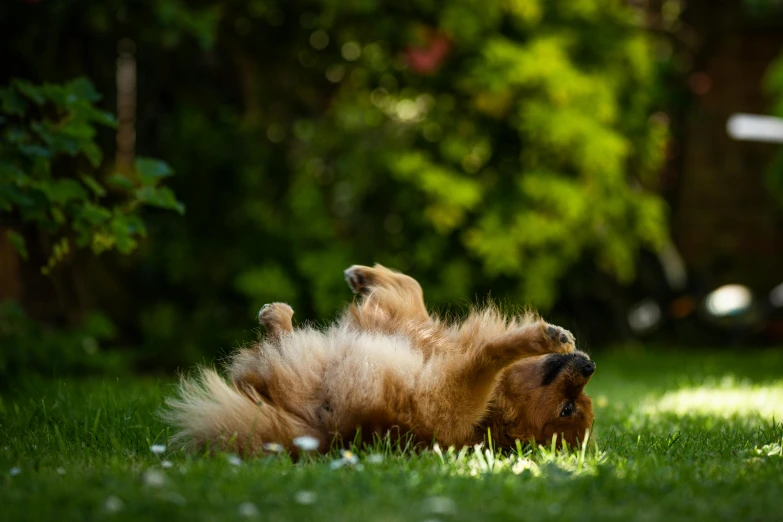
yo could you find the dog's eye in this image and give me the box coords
[560,401,575,417]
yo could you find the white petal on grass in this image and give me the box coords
[161,460,174,469]
[330,449,362,470]
[753,442,782,457]
[9,467,20,476]
[238,502,259,517]
[227,454,243,466]
[143,469,166,487]
[56,467,66,475]
[294,490,317,505]
[366,453,384,464]
[150,444,167,455]
[340,449,358,465]
[423,496,457,515]
[293,436,319,451]
[263,442,284,453]
[104,495,125,513]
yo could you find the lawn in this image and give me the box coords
[2,346,783,522]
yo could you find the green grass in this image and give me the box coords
[2,346,783,521]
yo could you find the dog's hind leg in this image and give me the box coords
[344,264,423,299]
[230,304,295,401]
[257,302,294,340]
[344,264,430,324]
[230,302,294,406]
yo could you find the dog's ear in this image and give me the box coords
[498,359,539,399]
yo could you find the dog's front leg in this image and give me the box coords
[414,322,575,446]
[484,321,575,360]
[451,321,574,399]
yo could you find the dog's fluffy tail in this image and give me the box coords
[161,368,315,454]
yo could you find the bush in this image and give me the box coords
[0,76,182,377]
[0,301,128,386]
[3,0,668,365]
[0,77,183,269]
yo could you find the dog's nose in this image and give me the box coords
[581,360,596,377]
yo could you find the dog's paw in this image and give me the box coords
[257,302,294,329]
[344,265,374,295]
[540,322,576,354]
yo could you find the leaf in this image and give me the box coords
[86,107,117,128]
[135,157,174,186]
[6,230,28,260]
[0,161,26,185]
[51,207,66,224]
[0,87,27,115]
[65,77,101,103]
[90,231,116,254]
[0,185,36,209]
[47,179,88,204]
[105,174,135,191]
[81,174,107,197]
[82,312,117,339]
[108,213,143,254]
[135,185,186,214]
[18,144,52,159]
[13,79,46,105]
[73,202,112,226]
[81,141,103,167]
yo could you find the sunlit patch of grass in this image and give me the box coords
[644,375,783,420]
[426,433,604,479]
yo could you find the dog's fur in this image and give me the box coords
[163,265,595,454]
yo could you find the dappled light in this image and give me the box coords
[645,377,783,420]
[428,433,601,479]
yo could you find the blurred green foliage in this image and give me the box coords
[259,0,669,312]
[0,78,183,271]
[0,76,182,380]
[2,0,668,365]
[0,301,128,385]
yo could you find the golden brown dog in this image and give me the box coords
[164,264,595,454]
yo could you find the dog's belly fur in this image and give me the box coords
[248,327,426,445]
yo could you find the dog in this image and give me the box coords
[163,264,595,455]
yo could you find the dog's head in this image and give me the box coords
[492,351,595,448]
